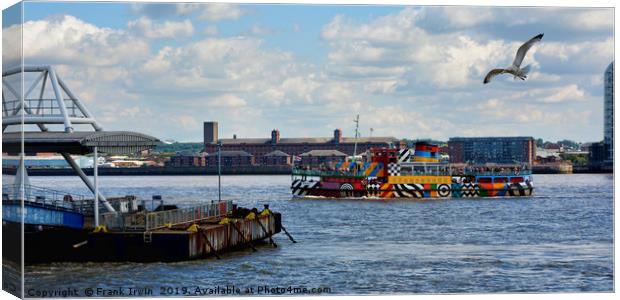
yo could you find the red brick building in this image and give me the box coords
[261,150,292,166]
[167,154,205,167]
[203,122,403,163]
[205,150,254,167]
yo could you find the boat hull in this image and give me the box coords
[291,176,533,199]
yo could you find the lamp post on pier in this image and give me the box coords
[217,140,222,202]
[93,146,99,227]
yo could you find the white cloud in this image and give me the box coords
[207,94,247,108]
[429,7,496,28]
[129,3,244,23]
[141,46,176,74]
[528,72,562,82]
[173,115,199,129]
[322,9,420,44]
[508,8,613,32]
[130,3,200,18]
[5,15,149,67]
[537,84,586,103]
[203,25,218,36]
[175,4,201,16]
[538,38,613,67]
[246,24,274,36]
[570,10,614,31]
[199,3,245,22]
[127,17,194,39]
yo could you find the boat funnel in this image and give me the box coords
[413,142,439,163]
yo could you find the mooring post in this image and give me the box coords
[267,210,297,243]
[199,229,221,259]
[231,221,257,252]
[254,216,277,248]
[281,225,297,243]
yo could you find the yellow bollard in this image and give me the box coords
[92,225,108,233]
[186,224,199,232]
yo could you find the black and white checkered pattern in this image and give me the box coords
[387,163,401,176]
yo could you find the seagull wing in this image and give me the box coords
[483,68,506,84]
[512,33,543,67]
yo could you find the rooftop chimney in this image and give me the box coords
[334,129,342,144]
[271,129,280,144]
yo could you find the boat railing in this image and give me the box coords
[2,183,86,212]
[463,170,533,176]
[292,168,365,178]
[292,167,532,178]
[100,200,233,231]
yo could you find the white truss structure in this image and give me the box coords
[2,65,103,133]
[3,65,115,214]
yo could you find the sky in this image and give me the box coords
[1,1,615,142]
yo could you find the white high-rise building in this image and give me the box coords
[604,62,614,164]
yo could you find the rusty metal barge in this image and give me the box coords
[2,189,283,263]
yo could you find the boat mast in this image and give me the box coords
[352,114,360,163]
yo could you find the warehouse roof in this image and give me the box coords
[2,131,161,155]
[264,150,290,157]
[205,150,253,157]
[216,136,399,145]
[300,149,347,157]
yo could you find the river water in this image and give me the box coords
[16,174,614,294]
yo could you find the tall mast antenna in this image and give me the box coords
[352,114,360,162]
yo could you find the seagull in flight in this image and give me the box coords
[483,33,544,84]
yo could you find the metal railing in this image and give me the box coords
[292,169,366,177]
[100,200,233,231]
[2,184,86,212]
[2,98,84,117]
[293,167,532,178]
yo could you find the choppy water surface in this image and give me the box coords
[20,174,613,294]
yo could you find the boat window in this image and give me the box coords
[477,177,492,183]
[494,177,508,183]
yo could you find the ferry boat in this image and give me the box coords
[291,142,533,199]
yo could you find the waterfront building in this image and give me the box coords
[299,149,347,167]
[2,154,93,168]
[447,136,536,165]
[205,150,254,167]
[535,148,561,164]
[261,150,292,166]
[604,62,614,164]
[203,123,403,163]
[167,154,206,167]
[589,142,607,165]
